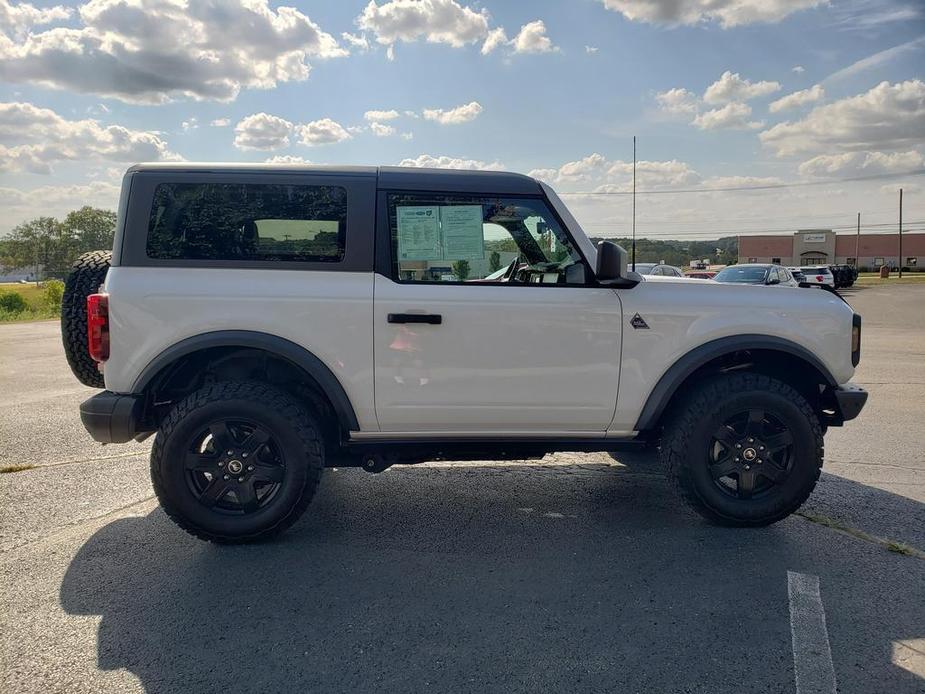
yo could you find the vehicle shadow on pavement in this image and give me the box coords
[60,465,924,694]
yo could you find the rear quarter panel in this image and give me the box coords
[102,267,377,431]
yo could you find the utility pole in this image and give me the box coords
[855,212,860,268]
[898,188,903,278]
[631,135,636,271]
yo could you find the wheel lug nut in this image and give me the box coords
[748,438,754,443]
[238,477,244,482]
[247,465,254,471]
[734,457,740,462]
[223,474,229,480]
[226,450,233,456]
[744,465,750,470]
[242,452,248,458]
[735,443,742,449]
[757,459,762,464]
[759,446,765,451]
[218,461,224,467]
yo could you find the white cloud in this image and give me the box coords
[233,112,294,151]
[0,0,346,103]
[422,101,483,124]
[599,0,825,28]
[480,27,507,55]
[585,45,599,54]
[265,155,312,164]
[798,150,924,178]
[792,65,805,74]
[530,153,700,190]
[824,36,925,84]
[703,71,781,104]
[1,180,121,231]
[656,87,699,115]
[693,102,763,130]
[760,80,925,156]
[510,20,557,54]
[181,117,198,131]
[769,85,824,113]
[399,153,504,170]
[210,118,230,127]
[0,0,71,39]
[341,31,369,51]
[298,118,352,145]
[364,109,400,121]
[400,131,413,140]
[370,121,396,136]
[0,101,177,174]
[357,0,489,48]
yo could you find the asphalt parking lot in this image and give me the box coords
[1,284,923,693]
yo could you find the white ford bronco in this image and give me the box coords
[63,164,867,543]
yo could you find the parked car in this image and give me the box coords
[685,271,717,279]
[829,264,856,288]
[631,262,685,277]
[713,264,799,287]
[64,163,866,542]
[787,268,807,283]
[800,266,835,288]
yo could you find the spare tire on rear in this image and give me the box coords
[61,250,112,388]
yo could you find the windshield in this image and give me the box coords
[632,263,658,274]
[714,266,768,283]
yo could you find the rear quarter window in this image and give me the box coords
[146,182,347,262]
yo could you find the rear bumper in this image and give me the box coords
[830,383,868,424]
[80,391,144,443]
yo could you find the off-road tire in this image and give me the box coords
[151,382,324,543]
[61,250,111,387]
[660,373,823,526]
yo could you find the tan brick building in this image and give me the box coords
[738,229,924,269]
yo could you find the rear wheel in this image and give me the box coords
[661,373,823,526]
[61,250,111,387]
[151,382,324,543]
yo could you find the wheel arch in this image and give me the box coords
[133,330,360,433]
[634,334,838,433]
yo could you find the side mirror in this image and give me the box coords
[767,277,780,285]
[595,241,642,286]
[596,240,626,281]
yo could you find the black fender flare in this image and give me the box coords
[132,330,360,432]
[634,334,838,431]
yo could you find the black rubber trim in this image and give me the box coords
[131,330,360,432]
[387,313,442,324]
[852,313,862,366]
[832,383,867,422]
[634,334,839,431]
[80,391,143,443]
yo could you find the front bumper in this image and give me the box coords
[829,383,868,424]
[80,391,144,443]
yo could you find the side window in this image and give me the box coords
[769,267,780,283]
[386,193,587,284]
[146,182,347,262]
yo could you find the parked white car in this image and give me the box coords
[799,266,836,288]
[63,164,867,542]
[631,262,685,277]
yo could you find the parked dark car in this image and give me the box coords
[829,264,857,288]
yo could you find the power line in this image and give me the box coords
[561,169,925,196]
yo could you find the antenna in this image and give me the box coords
[632,135,636,271]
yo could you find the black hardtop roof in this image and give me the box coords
[126,163,542,195]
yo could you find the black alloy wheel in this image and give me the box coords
[708,409,794,499]
[185,420,286,514]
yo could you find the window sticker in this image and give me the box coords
[397,206,442,260]
[440,205,485,261]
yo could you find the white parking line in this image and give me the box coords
[788,571,837,694]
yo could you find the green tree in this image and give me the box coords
[0,217,73,279]
[452,259,471,281]
[64,207,117,255]
[488,251,501,273]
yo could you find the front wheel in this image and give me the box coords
[660,373,823,526]
[151,382,324,543]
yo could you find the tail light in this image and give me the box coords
[87,293,110,362]
[851,313,862,366]
[816,275,824,282]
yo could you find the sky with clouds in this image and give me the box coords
[0,0,923,238]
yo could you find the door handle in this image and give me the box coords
[387,313,442,325]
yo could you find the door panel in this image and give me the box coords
[373,275,622,432]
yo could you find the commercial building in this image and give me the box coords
[738,229,924,269]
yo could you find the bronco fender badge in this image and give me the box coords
[630,313,650,329]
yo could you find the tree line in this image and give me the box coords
[0,207,117,279]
